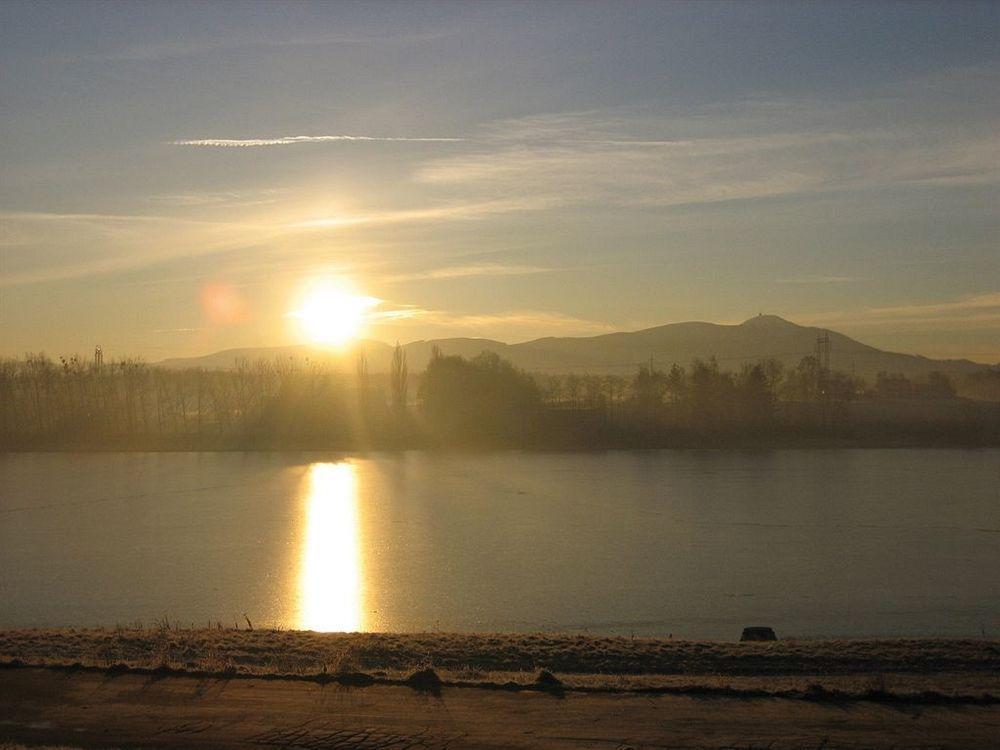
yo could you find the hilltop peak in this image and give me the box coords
[740,314,796,328]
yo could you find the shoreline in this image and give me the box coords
[4,435,1000,453]
[4,628,999,679]
[2,658,998,705]
[3,630,1000,749]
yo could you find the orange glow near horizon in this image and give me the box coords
[298,463,364,632]
[287,279,379,346]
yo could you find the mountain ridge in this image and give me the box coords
[157,315,991,380]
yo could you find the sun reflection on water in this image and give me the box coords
[298,462,363,632]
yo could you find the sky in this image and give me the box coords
[1,0,998,363]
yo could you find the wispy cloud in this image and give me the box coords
[0,210,179,224]
[290,197,554,230]
[172,134,464,147]
[445,310,615,334]
[776,275,870,284]
[145,189,286,207]
[0,210,280,287]
[10,69,997,295]
[386,263,550,283]
[0,198,548,287]
[369,305,428,323]
[416,72,1000,210]
[798,292,1000,331]
[0,210,272,231]
[82,28,459,62]
[377,309,617,340]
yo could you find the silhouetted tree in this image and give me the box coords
[783,356,820,401]
[735,363,775,426]
[581,374,607,409]
[687,357,735,429]
[665,364,686,403]
[631,363,667,413]
[761,358,785,394]
[419,349,540,442]
[963,369,1000,401]
[923,371,956,399]
[390,342,408,419]
[875,371,912,399]
[356,348,370,414]
[564,373,582,408]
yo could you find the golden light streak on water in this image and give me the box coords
[298,462,363,632]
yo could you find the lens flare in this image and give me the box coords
[200,283,249,325]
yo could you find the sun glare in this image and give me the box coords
[298,462,363,632]
[289,282,379,346]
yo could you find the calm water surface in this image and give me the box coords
[2,450,998,639]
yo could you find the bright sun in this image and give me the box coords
[289,282,379,346]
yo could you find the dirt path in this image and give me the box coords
[2,667,1000,749]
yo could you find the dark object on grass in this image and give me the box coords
[405,667,442,694]
[536,669,561,687]
[740,626,777,642]
[535,669,563,688]
[335,671,375,687]
[535,669,565,697]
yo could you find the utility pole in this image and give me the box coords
[815,333,832,425]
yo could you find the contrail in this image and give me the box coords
[172,134,464,147]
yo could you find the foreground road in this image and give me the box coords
[2,667,999,749]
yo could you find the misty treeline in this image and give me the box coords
[533,356,997,445]
[1,347,998,449]
[0,352,393,448]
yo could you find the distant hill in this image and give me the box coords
[158,342,393,371]
[157,315,990,381]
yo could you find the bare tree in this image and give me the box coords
[390,342,408,419]
[356,348,370,413]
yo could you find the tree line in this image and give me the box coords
[0,347,997,449]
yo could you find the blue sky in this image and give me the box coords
[1,0,998,361]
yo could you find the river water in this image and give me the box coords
[2,450,998,639]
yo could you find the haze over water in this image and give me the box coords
[3,450,998,639]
